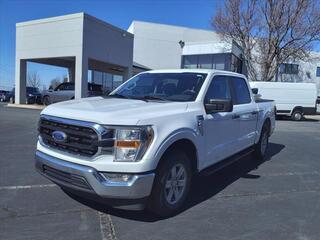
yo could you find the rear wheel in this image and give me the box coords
[291,110,303,121]
[253,122,270,160]
[148,149,192,217]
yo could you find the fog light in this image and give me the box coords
[101,173,133,182]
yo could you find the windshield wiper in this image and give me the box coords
[107,93,128,99]
[107,94,148,102]
[107,94,168,102]
[141,95,169,101]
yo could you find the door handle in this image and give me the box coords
[232,114,240,119]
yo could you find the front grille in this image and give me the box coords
[43,165,91,190]
[39,117,99,157]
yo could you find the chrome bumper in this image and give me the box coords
[35,151,155,199]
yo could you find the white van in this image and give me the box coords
[249,82,317,121]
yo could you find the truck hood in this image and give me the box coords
[41,97,189,125]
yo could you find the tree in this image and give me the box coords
[212,0,320,81]
[49,76,61,90]
[27,71,41,88]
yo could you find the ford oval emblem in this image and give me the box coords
[52,131,67,143]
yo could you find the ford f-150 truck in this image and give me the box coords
[35,69,275,216]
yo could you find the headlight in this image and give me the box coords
[102,126,153,162]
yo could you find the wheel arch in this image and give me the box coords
[154,131,199,175]
[291,106,303,115]
[255,117,272,144]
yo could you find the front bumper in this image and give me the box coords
[35,151,155,199]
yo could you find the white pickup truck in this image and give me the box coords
[35,69,275,216]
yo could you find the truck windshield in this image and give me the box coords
[110,72,207,102]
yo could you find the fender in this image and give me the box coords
[152,128,200,170]
[254,109,273,144]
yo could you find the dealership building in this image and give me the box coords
[15,12,320,104]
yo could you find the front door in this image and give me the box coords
[202,75,239,169]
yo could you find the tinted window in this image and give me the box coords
[230,77,251,104]
[182,55,198,69]
[316,67,320,77]
[26,87,39,93]
[198,55,212,69]
[279,63,299,74]
[205,76,231,102]
[64,83,75,91]
[56,83,74,91]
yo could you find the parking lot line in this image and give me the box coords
[99,212,117,240]
[0,184,56,191]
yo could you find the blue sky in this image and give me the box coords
[0,0,221,90]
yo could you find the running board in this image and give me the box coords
[199,147,255,177]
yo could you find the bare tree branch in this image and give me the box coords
[212,0,320,81]
[27,71,41,88]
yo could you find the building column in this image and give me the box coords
[15,59,27,104]
[75,55,88,99]
[68,64,75,83]
[123,65,133,81]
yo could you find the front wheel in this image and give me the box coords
[43,96,51,106]
[148,149,192,217]
[253,123,270,160]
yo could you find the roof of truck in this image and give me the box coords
[146,69,246,78]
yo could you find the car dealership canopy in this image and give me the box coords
[15,13,133,104]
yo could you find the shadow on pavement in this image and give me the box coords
[276,115,319,122]
[67,142,285,222]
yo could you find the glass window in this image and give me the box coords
[316,67,320,77]
[26,87,40,93]
[198,55,212,69]
[231,54,242,73]
[64,83,75,91]
[55,83,65,91]
[279,63,299,74]
[205,76,231,102]
[230,77,251,104]
[213,54,226,70]
[182,55,198,69]
[112,72,207,102]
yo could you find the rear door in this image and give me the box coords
[229,76,258,150]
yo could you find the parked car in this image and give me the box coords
[0,90,9,102]
[35,69,275,217]
[42,82,103,105]
[249,82,317,121]
[8,87,42,104]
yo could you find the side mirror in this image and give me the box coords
[252,88,259,94]
[205,99,233,114]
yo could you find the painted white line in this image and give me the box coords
[99,212,117,240]
[261,171,320,177]
[0,184,56,190]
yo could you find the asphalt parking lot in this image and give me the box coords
[1,102,320,240]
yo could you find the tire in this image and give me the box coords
[253,122,270,160]
[291,110,303,121]
[43,96,51,106]
[148,149,192,217]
